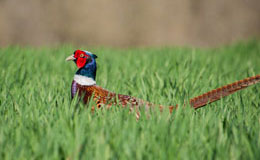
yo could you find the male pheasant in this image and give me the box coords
[66,50,260,117]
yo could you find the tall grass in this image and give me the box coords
[0,41,259,159]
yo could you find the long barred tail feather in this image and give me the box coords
[132,75,259,115]
[189,75,260,109]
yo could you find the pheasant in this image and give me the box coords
[66,50,260,117]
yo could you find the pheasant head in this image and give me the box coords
[66,50,98,82]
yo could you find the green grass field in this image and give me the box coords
[0,40,260,159]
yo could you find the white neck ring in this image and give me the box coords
[74,75,96,86]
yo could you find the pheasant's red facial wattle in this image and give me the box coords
[74,50,90,68]
[76,57,86,68]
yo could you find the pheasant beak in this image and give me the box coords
[66,54,76,61]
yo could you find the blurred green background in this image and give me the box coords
[0,0,259,47]
[0,42,259,159]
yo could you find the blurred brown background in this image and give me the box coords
[0,0,259,47]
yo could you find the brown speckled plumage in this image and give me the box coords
[72,80,155,117]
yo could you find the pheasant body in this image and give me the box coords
[66,50,259,115]
[71,80,154,116]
